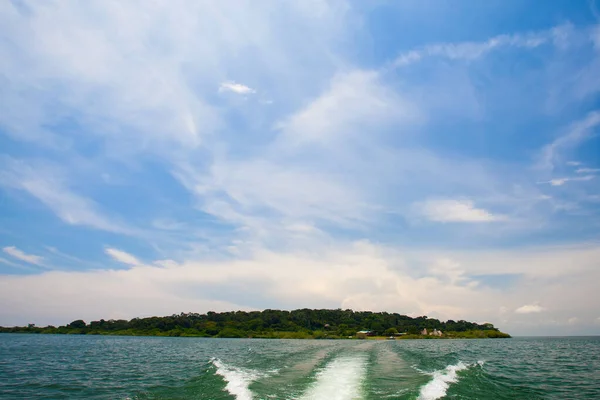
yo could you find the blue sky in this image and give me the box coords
[1,0,599,335]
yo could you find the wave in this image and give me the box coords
[210,358,261,400]
[299,355,367,400]
[417,361,481,400]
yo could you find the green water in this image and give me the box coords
[1,335,598,399]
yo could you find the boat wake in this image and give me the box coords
[299,355,367,400]
[417,361,483,400]
[210,358,263,400]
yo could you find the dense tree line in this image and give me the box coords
[0,309,510,338]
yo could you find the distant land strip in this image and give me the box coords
[0,309,511,339]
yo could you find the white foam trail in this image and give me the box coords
[417,361,469,400]
[211,358,258,400]
[300,355,366,400]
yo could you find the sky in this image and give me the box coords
[0,0,599,336]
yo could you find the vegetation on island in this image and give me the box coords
[0,309,510,339]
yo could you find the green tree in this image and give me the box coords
[384,327,398,336]
[67,320,86,329]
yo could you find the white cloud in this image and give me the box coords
[2,246,44,266]
[566,161,581,166]
[105,248,142,266]
[575,168,600,173]
[549,178,568,186]
[515,304,545,314]
[392,29,551,67]
[219,81,256,94]
[418,199,506,222]
[539,175,595,186]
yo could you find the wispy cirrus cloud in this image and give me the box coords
[105,248,142,266]
[275,70,421,147]
[2,246,44,266]
[391,27,554,67]
[0,257,33,271]
[538,111,600,171]
[174,69,418,237]
[0,158,131,234]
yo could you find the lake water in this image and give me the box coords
[0,334,598,399]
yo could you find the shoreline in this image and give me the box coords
[0,331,511,339]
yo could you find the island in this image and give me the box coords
[0,309,511,339]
